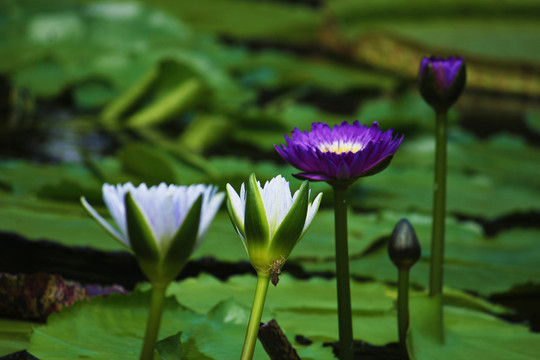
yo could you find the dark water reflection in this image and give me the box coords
[0,110,117,163]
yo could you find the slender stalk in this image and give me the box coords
[332,185,354,360]
[397,268,410,354]
[241,273,271,360]
[140,283,168,360]
[429,110,448,341]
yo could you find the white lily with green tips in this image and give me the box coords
[226,174,322,360]
[227,174,322,275]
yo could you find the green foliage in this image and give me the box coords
[0,320,37,357]
[25,287,333,360]
[300,212,540,295]
[28,291,200,360]
[1,0,540,358]
[408,295,540,360]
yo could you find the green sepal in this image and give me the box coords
[124,192,161,280]
[245,174,270,250]
[160,195,202,284]
[270,180,309,258]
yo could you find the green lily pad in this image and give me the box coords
[351,150,540,219]
[156,299,334,360]
[28,290,200,360]
[0,160,101,202]
[166,273,399,345]
[408,295,540,360]
[117,142,201,186]
[166,273,394,314]
[0,194,124,251]
[0,319,37,357]
[356,92,459,134]
[300,212,540,295]
[165,273,510,346]
[392,134,540,191]
[235,50,397,92]
[26,288,330,360]
[153,0,322,42]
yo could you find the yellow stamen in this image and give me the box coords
[319,141,364,154]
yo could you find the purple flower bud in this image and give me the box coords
[419,56,466,112]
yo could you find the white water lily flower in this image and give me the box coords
[227,174,322,282]
[82,183,224,284]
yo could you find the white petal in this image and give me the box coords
[102,183,134,238]
[226,184,243,220]
[300,192,323,238]
[259,175,293,235]
[198,187,225,243]
[226,183,247,237]
[127,183,176,249]
[81,196,129,247]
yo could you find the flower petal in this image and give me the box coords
[161,195,203,284]
[226,183,246,239]
[270,180,309,256]
[276,121,403,183]
[198,188,225,244]
[301,191,323,238]
[80,196,128,247]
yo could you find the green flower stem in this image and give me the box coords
[397,268,410,353]
[430,110,448,340]
[241,273,271,360]
[333,185,354,360]
[140,283,168,360]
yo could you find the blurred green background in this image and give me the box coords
[1,0,540,359]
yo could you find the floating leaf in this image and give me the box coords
[0,195,124,251]
[0,320,37,357]
[300,212,540,295]
[153,0,322,41]
[28,291,199,360]
[408,295,540,360]
[0,161,101,202]
[167,273,397,345]
[26,288,329,360]
[349,135,540,218]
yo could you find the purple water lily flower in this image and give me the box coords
[275,121,403,186]
[419,56,466,111]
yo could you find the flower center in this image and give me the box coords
[318,141,364,154]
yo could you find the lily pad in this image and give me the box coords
[0,320,36,357]
[300,212,540,295]
[0,195,124,251]
[408,295,540,360]
[28,291,200,360]
[166,273,394,314]
[165,273,510,346]
[166,273,398,345]
[0,161,101,202]
[26,288,330,360]
[350,158,540,219]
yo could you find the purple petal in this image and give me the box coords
[275,121,403,183]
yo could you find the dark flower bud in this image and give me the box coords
[419,56,466,112]
[388,218,421,270]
